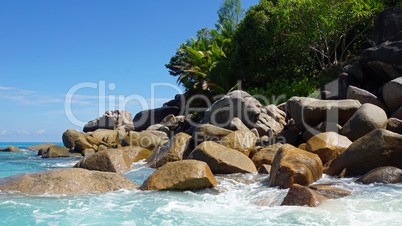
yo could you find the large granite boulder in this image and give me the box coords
[62,129,83,149]
[0,168,138,194]
[140,160,217,190]
[0,146,20,152]
[42,145,81,158]
[201,90,284,136]
[74,149,132,173]
[347,85,388,111]
[325,129,402,176]
[147,133,192,168]
[340,103,388,141]
[123,130,168,151]
[83,110,133,132]
[382,77,402,113]
[133,106,180,131]
[269,144,323,189]
[281,184,329,207]
[357,166,402,184]
[286,97,361,132]
[250,143,284,169]
[189,141,257,174]
[372,6,402,45]
[360,32,402,82]
[220,130,257,156]
[118,146,152,163]
[306,132,352,164]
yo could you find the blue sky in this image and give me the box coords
[0,0,259,142]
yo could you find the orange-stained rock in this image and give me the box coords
[269,144,323,189]
[119,146,152,162]
[189,141,257,174]
[306,132,352,164]
[220,129,257,156]
[250,143,283,169]
[325,129,402,176]
[147,132,192,168]
[140,160,217,190]
[74,149,132,173]
[308,182,351,198]
[281,184,329,207]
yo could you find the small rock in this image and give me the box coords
[26,143,55,151]
[42,145,81,158]
[123,130,168,151]
[281,184,329,207]
[308,183,351,198]
[387,118,402,134]
[0,146,20,152]
[230,117,249,131]
[357,166,402,184]
[258,164,271,174]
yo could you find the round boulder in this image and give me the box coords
[382,77,402,113]
[281,184,329,207]
[189,141,257,174]
[62,129,83,149]
[140,160,217,191]
[340,103,388,141]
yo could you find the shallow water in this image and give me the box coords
[1,143,401,225]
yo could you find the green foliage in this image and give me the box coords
[217,0,244,30]
[166,0,393,105]
[165,21,238,99]
[233,0,389,101]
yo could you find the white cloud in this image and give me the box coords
[1,130,6,135]
[17,130,31,135]
[35,129,46,135]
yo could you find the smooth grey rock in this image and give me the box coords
[382,77,402,113]
[341,103,388,141]
[84,110,133,132]
[347,85,388,112]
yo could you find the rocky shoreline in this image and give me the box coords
[1,6,401,207]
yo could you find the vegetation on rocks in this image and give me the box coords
[166,0,399,103]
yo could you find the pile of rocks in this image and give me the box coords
[1,6,401,206]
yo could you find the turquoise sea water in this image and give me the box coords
[1,142,402,225]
